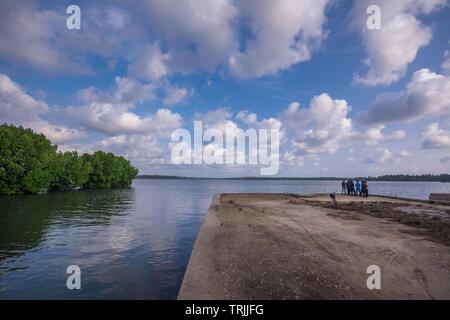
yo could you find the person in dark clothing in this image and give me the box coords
[341,180,346,194]
[361,181,369,197]
[346,180,352,195]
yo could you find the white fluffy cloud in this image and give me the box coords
[163,86,189,106]
[280,94,353,156]
[353,0,447,86]
[182,108,283,169]
[96,134,168,164]
[364,148,410,164]
[128,43,171,81]
[229,0,330,79]
[236,110,258,125]
[72,76,182,136]
[128,0,237,79]
[365,148,394,164]
[35,123,86,144]
[130,0,330,80]
[0,1,332,80]
[58,130,174,168]
[0,74,48,123]
[359,69,450,124]
[68,104,182,136]
[78,77,155,105]
[0,1,86,74]
[0,72,177,164]
[421,123,450,149]
[1,0,448,175]
[355,124,406,145]
[0,73,85,144]
[195,108,282,138]
[0,1,138,74]
[2,70,441,174]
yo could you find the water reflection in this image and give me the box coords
[0,182,206,299]
[0,189,134,266]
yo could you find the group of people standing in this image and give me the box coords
[341,179,369,197]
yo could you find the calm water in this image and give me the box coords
[0,179,449,299]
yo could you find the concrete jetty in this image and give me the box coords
[430,193,450,203]
[178,193,450,300]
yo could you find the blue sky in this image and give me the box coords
[1,0,449,177]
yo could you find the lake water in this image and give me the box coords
[1,179,449,299]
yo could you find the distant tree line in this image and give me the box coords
[136,174,450,182]
[0,124,138,195]
[367,174,450,183]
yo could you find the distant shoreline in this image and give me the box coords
[136,175,450,183]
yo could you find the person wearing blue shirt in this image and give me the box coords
[355,180,361,196]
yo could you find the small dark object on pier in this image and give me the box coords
[329,193,338,208]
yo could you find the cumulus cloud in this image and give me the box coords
[0,1,86,74]
[193,108,255,164]
[0,1,231,78]
[89,5,129,30]
[195,108,233,130]
[72,76,182,136]
[195,108,282,137]
[184,108,283,169]
[0,73,85,144]
[129,0,237,78]
[236,110,258,125]
[355,124,406,145]
[96,134,168,164]
[34,123,86,144]
[365,148,394,164]
[358,69,450,124]
[421,123,450,149]
[0,1,138,74]
[128,43,171,81]
[353,0,447,86]
[78,77,155,105]
[163,86,189,106]
[229,0,330,79]
[68,104,182,136]
[280,94,353,156]
[364,147,410,164]
[2,0,448,175]
[0,74,48,123]
[57,130,173,168]
[0,0,333,80]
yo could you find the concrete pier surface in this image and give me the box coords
[430,193,450,203]
[178,194,450,300]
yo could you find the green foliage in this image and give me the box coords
[51,152,92,191]
[81,151,138,189]
[0,124,56,195]
[0,124,138,195]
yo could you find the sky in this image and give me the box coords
[0,0,449,177]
